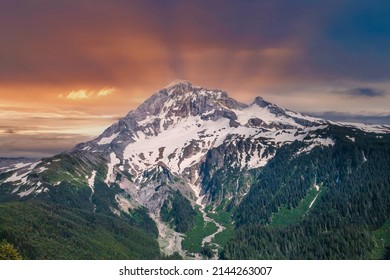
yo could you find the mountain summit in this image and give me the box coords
[70,81,333,203]
[1,81,390,259]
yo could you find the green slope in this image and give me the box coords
[0,202,160,260]
[270,185,324,227]
[370,218,390,259]
[224,126,390,259]
[182,207,218,254]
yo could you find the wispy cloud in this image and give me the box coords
[306,111,390,125]
[59,88,117,100]
[0,132,93,158]
[65,90,90,100]
[1,128,17,135]
[97,87,117,97]
[335,87,385,98]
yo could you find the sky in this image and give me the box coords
[1,0,390,158]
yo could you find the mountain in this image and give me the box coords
[0,158,36,174]
[1,80,390,259]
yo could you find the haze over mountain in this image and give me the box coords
[1,81,390,260]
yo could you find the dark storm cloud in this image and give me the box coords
[306,0,390,82]
[1,0,390,158]
[1,0,389,87]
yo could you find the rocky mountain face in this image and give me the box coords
[1,80,389,213]
[1,80,390,259]
[72,81,330,206]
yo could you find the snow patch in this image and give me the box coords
[4,160,43,183]
[105,153,120,184]
[13,162,31,169]
[0,162,34,173]
[285,110,325,124]
[297,138,335,155]
[110,207,121,216]
[37,167,48,173]
[4,170,30,184]
[87,171,97,212]
[339,122,390,134]
[362,151,368,162]
[97,132,119,145]
[18,187,36,197]
[138,115,159,126]
[11,186,20,193]
[309,194,319,209]
[29,161,41,170]
[88,171,97,193]
[233,103,307,128]
[247,151,274,169]
[123,116,232,178]
[346,135,356,142]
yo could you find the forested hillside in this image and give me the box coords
[222,126,390,259]
[0,202,161,259]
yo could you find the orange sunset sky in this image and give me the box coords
[1,0,390,157]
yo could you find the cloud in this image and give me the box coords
[4,129,17,134]
[97,87,117,97]
[1,0,390,91]
[0,132,93,158]
[335,87,385,98]
[65,90,90,100]
[306,111,390,125]
[1,0,390,157]
[0,127,18,135]
[60,88,117,100]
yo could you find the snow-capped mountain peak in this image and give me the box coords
[252,96,272,107]
[164,79,192,87]
[77,82,328,152]
[2,81,390,261]
[3,81,390,211]
[70,83,335,196]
